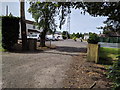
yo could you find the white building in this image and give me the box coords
[19,20,42,40]
[84,33,89,40]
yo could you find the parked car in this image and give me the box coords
[27,34,40,41]
[46,35,57,41]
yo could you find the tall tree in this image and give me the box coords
[28,2,71,47]
[20,0,27,50]
[28,2,120,47]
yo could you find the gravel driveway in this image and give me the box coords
[2,39,111,88]
[2,39,87,88]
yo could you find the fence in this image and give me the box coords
[99,37,120,43]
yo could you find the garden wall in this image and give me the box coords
[87,44,100,63]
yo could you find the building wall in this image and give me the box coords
[84,35,89,40]
[19,22,40,39]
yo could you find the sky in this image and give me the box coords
[1,1,107,34]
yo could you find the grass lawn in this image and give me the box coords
[99,47,120,65]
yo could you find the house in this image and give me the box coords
[19,20,42,40]
[84,33,89,40]
[99,33,106,37]
[99,32,120,37]
[109,32,120,37]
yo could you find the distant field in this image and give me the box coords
[99,47,120,64]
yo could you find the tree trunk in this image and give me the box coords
[20,0,28,51]
[40,31,46,47]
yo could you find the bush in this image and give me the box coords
[87,33,99,44]
[62,31,70,39]
[1,16,20,51]
[73,36,77,41]
[107,59,120,89]
[99,37,120,43]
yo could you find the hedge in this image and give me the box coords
[87,33,99,44]
[1,16,20,51]
[99,37,120,43]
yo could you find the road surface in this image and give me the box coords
[2,40,87,88]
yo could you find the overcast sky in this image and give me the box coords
[1,1,107,34]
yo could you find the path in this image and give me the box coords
[2,39,111,88]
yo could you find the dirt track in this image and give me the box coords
[2,39,111,88]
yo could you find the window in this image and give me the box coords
[33,25,35,29]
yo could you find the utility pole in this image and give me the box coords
[6,5,8,16]
[20,0,28,51]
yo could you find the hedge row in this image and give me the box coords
[99,37,120,43]
[1,16,20,51]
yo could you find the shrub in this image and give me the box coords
[62,31,70,39]
[107,59,120,89]
[87,33,99,44]
[73,37,77,41]
[99,37,120,43]
[1,16,20,51]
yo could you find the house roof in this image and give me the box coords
[28,29,41,33]
[25,20,35,24]
[99,34,106,37]
[109,32,120,37]
[84,33,89,35]
[54,31,62,35]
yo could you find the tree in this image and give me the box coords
[28,2,120,47]
[79,33,83,37]
[29,2,55,46]
[20,0,27,50]
[76,32,80,38]
[28,2,71,47]
[62,31,70,39]
[83,2,120,35]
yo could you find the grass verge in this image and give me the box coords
[99,47,120,65]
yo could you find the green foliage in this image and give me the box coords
[28,2,72,46]
[62,31,70,39]
[28,2,71,32]
[28,2,120,46]
[84,2,120,34]
[107,59,120,89]
[99,37,120,43]
[70,32,83,39]
[87,33,99,44]
[99,47,120,65]
[76,32,80,38]
[100,47,120,55]
[1,16,19,51]
[99,47,120,89]
[73,36,77,41]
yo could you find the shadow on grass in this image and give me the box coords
[98,57,113,65]
[98,47,119,65]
